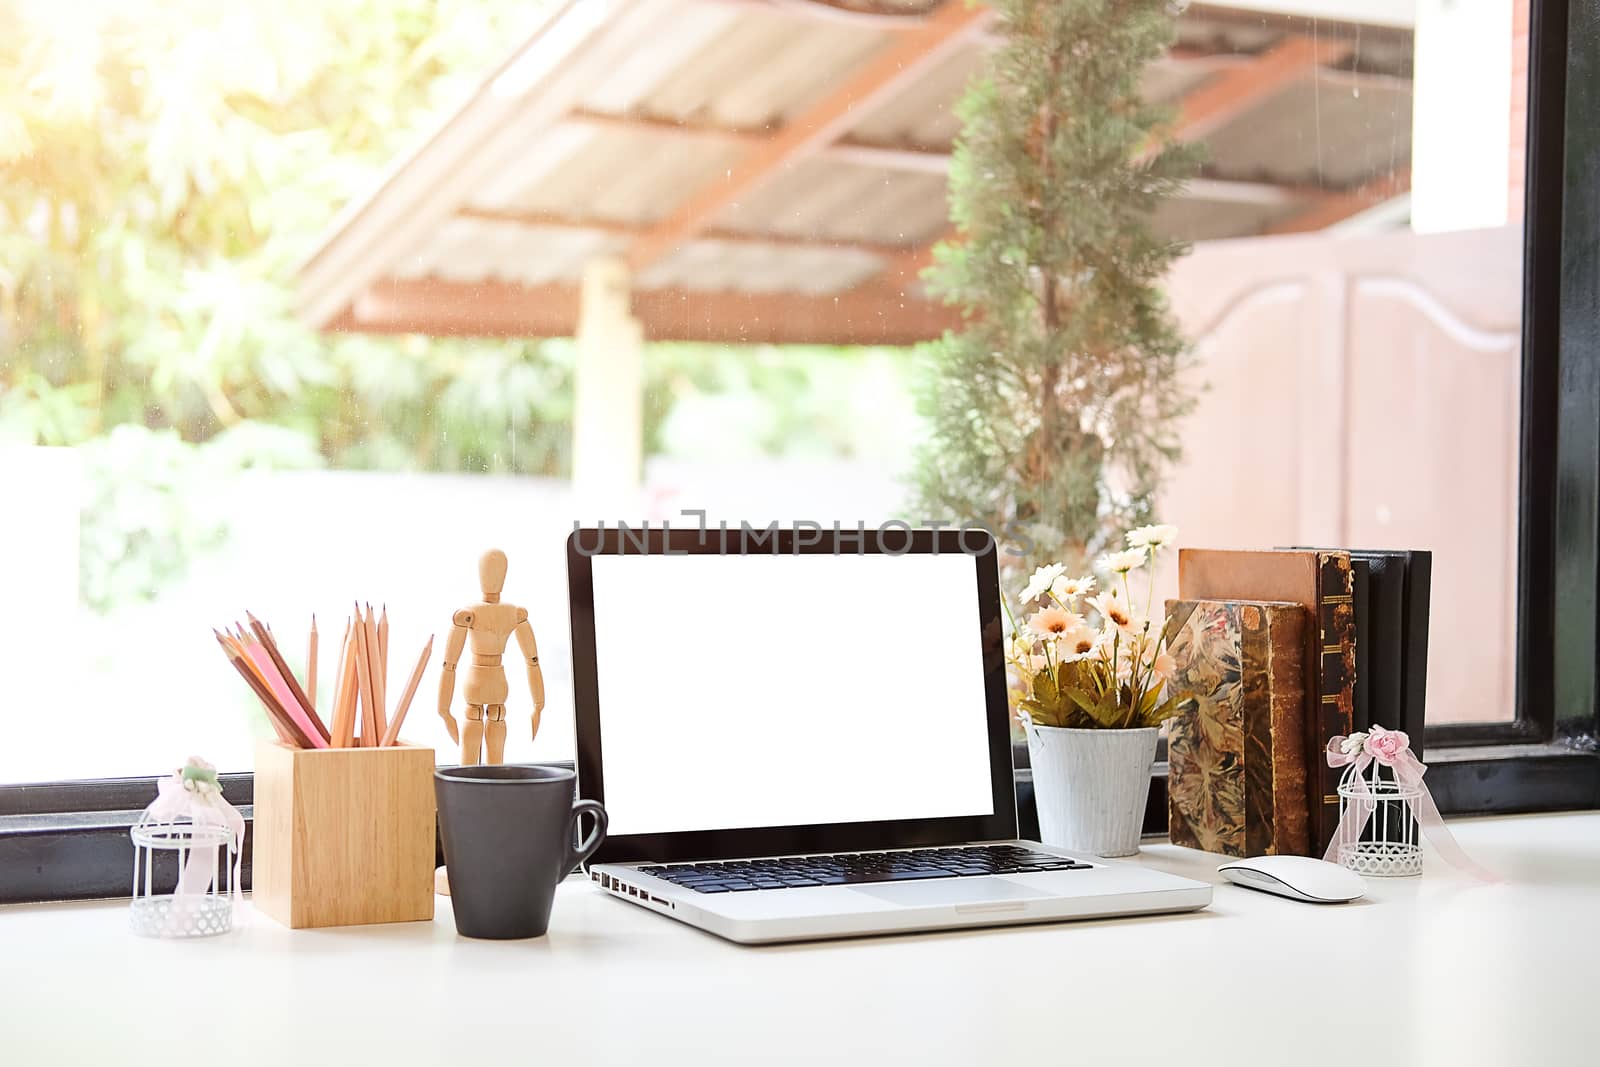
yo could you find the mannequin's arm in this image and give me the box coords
[437,611,471,745]
[513,610,545,741]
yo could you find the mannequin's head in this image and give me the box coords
[479,549,508,602]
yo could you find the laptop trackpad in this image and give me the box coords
[851,877,1043,909]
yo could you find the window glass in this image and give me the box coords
[0,0,1528,783]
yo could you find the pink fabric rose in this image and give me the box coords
[1363,725,1411,765]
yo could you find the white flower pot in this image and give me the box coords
[1024,724,1160,858]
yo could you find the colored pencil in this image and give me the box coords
[381,635,433,747]
[342,624,361,746]
[327,616,347,747]
[247,611,331,744]
[216,630,310,748]
[354,603,379,747]
[378,604,389,679]
[217,605,428,750]
[306,615,319,715]
[216,628,288,743]
[364,603,387,742]
[243,631,329,750]
[329,617,354,747]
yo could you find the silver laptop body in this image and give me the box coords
[567,525,1211,944]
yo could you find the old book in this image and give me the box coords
[1165,599,1309,857]
[1284,547,1430,760]
[1393,550,1432,757]
[1348,558,1372,734]
[1178,549,1356,856]
[1349,554,1390,737]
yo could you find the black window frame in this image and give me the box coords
[1420,0,1600,814]
[4,0,1597,903]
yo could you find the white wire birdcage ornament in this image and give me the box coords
[1335,758,1423,877]
[129,812,236,938]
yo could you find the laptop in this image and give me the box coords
[568,524,1211,944]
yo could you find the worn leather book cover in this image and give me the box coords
[1165,600,1309,857]
[1177,549,1356,856]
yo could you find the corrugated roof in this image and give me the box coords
[299,0,1415,344]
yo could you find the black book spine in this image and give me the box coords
[1312,552,1356,856]
[1349,559,1371,735]
[1400,552,1432,762]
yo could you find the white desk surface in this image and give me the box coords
[4,812,1597,1066]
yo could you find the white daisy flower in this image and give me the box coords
[1097,548,1148,575]
[1019,562,1068,604]
[1126,524,1179,551]
[1051,574,1096,600]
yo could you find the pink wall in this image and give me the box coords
[1161,225,1523,725]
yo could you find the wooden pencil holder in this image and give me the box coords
[252,741,436,929]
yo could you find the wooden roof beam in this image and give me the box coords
[455,205,914,259]
[1265,166,1412,234]
[879,170,1369,288]
[335,277,962,346]
[1170,34,1356,144]
[698,0,952,33]
[623,0,992,273]
[457,173,1323,269]
[883,33,1363,286]
[565,109,952,174]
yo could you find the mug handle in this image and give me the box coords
[564,799,608,876]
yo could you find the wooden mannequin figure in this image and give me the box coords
[435,549,545,896]
[437,548,546,765]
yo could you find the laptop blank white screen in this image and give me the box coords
[589,552,996,837]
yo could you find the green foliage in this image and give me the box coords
[1018,654,1189,730]
[77,425,229,612]
[646,344,920,463]
[0,1,589,609]
[0,0,569,475]
[913,0,1202,573]
[0,0,925,611]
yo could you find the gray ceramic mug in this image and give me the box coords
[434,764,607,940]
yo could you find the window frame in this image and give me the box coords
[4,0,1596,904]
[1419,0,1600,815]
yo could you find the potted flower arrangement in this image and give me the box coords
[1009,524,1187,856]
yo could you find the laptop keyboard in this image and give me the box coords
[635,845,1093,894]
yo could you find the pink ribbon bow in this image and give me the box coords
[146,758,246,901]
[1325,725,1499,882]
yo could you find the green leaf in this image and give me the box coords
[1032,669,1059,709]
[1019,696,1066,729]
[1071,689,1122,729]
[1063,687,1099,715]
[1058,659,1090,692]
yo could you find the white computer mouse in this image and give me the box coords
[1217,855,1367,903]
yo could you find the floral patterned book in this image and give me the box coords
[1176,549,1356,856]
[1165,599,1309,857]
